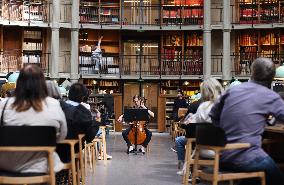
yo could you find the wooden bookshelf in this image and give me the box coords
[162,32,182,75]
[2,0,48,22]
[23,29,43,66]
[162,0,203,25]
[79,0,120,24]
[237,0,280,24]
[184,31,203,75]
[79,29,119,75]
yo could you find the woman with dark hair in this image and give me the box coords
[0,65,67,173]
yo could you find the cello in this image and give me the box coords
[127,97,148,151]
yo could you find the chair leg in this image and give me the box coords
[183,141,192,185]
[191,149,200,185]
[71,147,77,185]
[76,159,80,185]
[229,180,234,185]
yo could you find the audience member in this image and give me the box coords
[175,78,223,177]
[0,65,67,173]
[172,92,188,121]
[210,58,284,185]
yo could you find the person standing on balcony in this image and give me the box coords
[92,36,103,73]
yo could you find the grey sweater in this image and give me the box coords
[0,97,67,173]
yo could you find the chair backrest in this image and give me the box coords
[184,122,210,138]
[0,126,56,147]
[196,124,227,147]
[178,108,188,119]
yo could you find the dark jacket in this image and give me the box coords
[57,101,104,163]
[60,101,104,142]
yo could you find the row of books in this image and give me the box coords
[239,34,258,46]
[163,9,203,18]
[23,54,41,63]
[261,33,279,45]
[23,42,42,51]
[24,31,42,39]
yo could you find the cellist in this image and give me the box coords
[118,95,154,154]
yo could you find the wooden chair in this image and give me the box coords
[0,126,56,185]
[78,134,86,185]
[192,124,266,185]
[178,108,188,119]
[58,135,85,185]
[172,122,185,141]
[182,123,209,185]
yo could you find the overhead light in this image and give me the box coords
[93,80,97,85]
[183,81,189,86]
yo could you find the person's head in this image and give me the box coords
[251,58,275,88]
[200,77,224,102]
[133,94,141,106]
[12,65,47,112]
[68,83,89,103]
[177,93,183,99]
[46,80,61,100]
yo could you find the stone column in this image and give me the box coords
[222,0,232,81]
[50,0,60,78]
[203,0,211,78]
[70,0,80,82]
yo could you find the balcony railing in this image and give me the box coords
[2,0,51,23]
[211,54,222,75]
[231,52,284,76]
[232,1,284,25]
[122,4,160,26]
[0,50,50,73]
[79,54,204,76]
[79,4,204,26]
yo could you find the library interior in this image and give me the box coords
[1,0,284,185]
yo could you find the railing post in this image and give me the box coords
[203,0,211,78]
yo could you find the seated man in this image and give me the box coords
[210,58,284,185]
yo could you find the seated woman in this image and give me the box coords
[0,65,67,174]
[175,77,224,177]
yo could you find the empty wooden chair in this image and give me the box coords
[192,124,266,185]
[0,126,56,185]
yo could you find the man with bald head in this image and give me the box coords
[210,58,284,185]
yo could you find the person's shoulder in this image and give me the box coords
[45,97,60,105]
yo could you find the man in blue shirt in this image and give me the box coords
[209,58,284,185]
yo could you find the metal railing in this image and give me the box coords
[0,50,50,73]
[211,54,223,75]
[2,0,51,23]
[231,1,284,25]
[79,54,204,76]
[79,4,204,26]
[122,4,160,26]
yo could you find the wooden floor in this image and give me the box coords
[85,132,223,185]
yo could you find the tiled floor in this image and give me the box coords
[86,132,217,185]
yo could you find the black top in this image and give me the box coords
[60,101,105,143]
[173,98,188,113]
